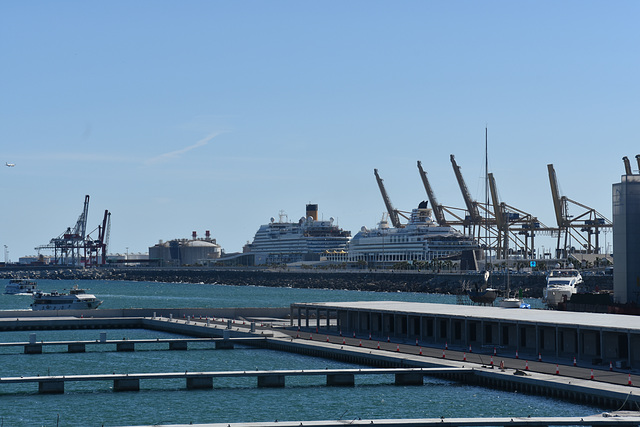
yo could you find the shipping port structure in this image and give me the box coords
[35,195,111,267]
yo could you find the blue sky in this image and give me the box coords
[1,1,638,260]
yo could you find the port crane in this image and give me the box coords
[548,163,612,257]
[35,195,112,266]
[373,169,407,228]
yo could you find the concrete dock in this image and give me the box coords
[0,367,471,393]
[2,304,640,411]
[129,414,640,427]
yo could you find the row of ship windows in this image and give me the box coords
[349,252,455,261]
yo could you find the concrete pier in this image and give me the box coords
[0,367,468,394]
[257,374,285,388]
[67,343,86,353]
[38,380,64,394]
[186,376,213,389]
[114,378,140,391]
[116,342,135,352]
[292,301,640,369]
[24,344,42,354]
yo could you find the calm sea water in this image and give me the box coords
[0,279,592,426]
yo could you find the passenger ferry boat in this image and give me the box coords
[543,264,583,308]
[348,201,478,267]
[4,279,38,295]
[244,204,351,264]
[31,285,102,310]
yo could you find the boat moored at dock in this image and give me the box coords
[544,264,582,308]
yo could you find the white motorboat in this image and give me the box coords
[543,264,582,308]
[5,279,38,295]
[31,285,102,310]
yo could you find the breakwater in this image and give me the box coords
[0,267,612,298]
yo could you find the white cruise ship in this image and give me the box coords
[348,201,478,267]
[245,204,351,264]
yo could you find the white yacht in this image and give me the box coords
[31,285,102,310]
[5,279,38,295]
[348,201,478,267]
[244,204,351,264]
[543,264,582,308]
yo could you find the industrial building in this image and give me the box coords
[149,231,221,266]
[613,157,640,304]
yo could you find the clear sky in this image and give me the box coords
[1,1,638,260]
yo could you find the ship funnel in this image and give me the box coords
[192,231,197,240]
[306,204,318,221]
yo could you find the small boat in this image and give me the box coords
[543,263,582,308]
[31,285,102,310]
[5,279,38,295]
[467,271,498,305]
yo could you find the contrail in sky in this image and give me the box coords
[144,132,221,165]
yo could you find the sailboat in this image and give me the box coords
[469,128,498,305]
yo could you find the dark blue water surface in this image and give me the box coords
[0,280,594,426]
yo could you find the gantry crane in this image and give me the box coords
[547,163,611,257]
[36,195,112,266]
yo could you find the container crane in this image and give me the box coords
[547,163,611,257]
[416,161,447,226]
[373,169,404,228]
[450,155,483,228]
[36,195,112,266]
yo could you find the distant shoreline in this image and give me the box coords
[0,266,613,298]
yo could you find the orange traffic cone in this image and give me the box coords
[538,353,542,362]
[463,352,467,361]
[469,345,472,353]
[359,339,362,347]
[590,369,594,380]
[416,338,419,346]
[396,344,400,352]
[342,337,346,345]
[493,347,496,356]
[309,334,313,340]
[419,347,423,355]
[490,356,494,366]
[555,364,559,375]
[442,349,446,359]
[525,361,529,371]
[369,332,372,340]
[628,374,633,386]
[387,336,390,343]
[326,336,329,342]
[573,356,577,366]
[445,341,448,350]
[515,349,519,359]
[377,341,380,349]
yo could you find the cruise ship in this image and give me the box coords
[244,204,351,264]
[348,201,479,268]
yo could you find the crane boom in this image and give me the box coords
[416,161,447,226]
[73,195,90,239]
[547,164,567,227]
[487,173,505,230]
[450,155,480,222]
[374,168,402,228]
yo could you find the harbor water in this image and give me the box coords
[0,280,593,426]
